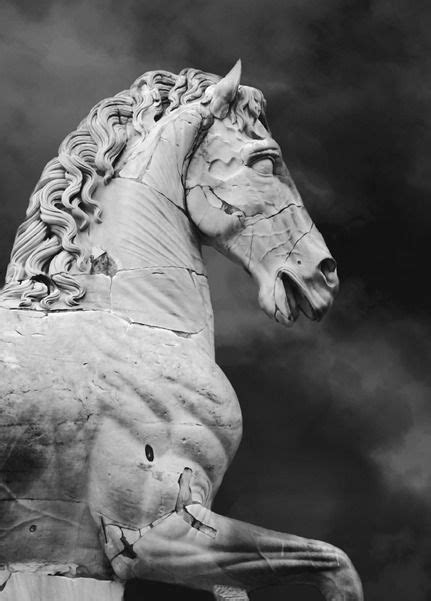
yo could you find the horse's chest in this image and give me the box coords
[0,309,243,507]
[88,356,243,525]
[91,330,244,477]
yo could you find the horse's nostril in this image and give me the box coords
[319,258,337,282]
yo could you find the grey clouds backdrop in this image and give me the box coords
[1,1,430,600]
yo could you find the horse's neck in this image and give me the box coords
[84,109,204,272]
[75,176,214,356]
[79,177,204,273]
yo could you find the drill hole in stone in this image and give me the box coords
[145,444,154,462]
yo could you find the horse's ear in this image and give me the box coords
[210,59,242,119]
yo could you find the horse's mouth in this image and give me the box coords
[274,271,326,326]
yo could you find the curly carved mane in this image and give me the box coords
[0,68,266,309]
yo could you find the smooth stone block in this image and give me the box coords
[0,572,124,601]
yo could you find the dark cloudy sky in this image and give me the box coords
[1,1,431,600]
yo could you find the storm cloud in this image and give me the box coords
[1,1,431,600]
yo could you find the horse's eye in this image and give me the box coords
[251,157,274,175]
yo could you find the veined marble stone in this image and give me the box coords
[0,62,362,601]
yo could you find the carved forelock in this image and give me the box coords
[0,69,266,309]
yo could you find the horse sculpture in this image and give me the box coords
[0,61,363,600]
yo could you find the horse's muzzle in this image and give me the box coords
[275,259,339,326]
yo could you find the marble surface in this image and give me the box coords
[0,62,361,600]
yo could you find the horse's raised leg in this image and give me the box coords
[102,498,363,600]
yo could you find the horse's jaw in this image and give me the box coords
[256,264,339,328]
[275,270,336,325]
[257,272,301,327]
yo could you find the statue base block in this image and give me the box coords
[0,572,124,601]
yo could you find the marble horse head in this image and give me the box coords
[1,61,338,327]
